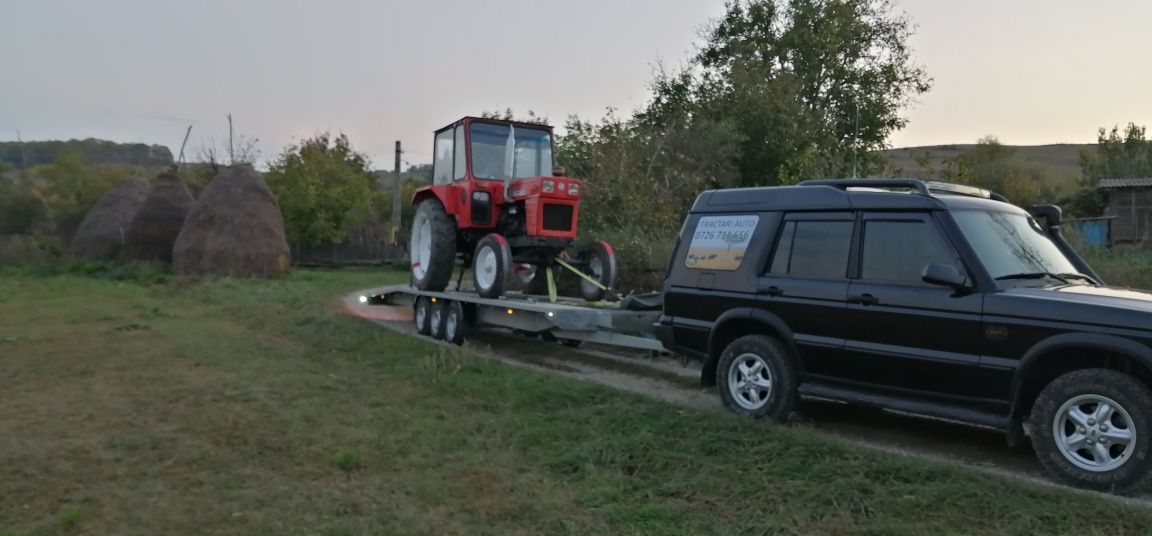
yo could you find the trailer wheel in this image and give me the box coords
[429,300,446,340]
[410,199,456,291]
[442,301,465,345]
[414,296,433,335]
[473,234,511,298]
[577,241,617,302]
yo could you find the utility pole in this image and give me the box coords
[852,100,859,179]
[16,130,27,177]
[227,113,235,165]
[392,140,402,245]
[176,125,192,171]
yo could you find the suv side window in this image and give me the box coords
[769,219,853,279]
[860,215,962,284]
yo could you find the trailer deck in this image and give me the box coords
[359,285,665,351]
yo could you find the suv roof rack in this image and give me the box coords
[797,178,1009,203]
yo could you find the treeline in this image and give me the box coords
[0,139,173,168]
[554,0,931,271]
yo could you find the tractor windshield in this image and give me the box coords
[470,122,554,180]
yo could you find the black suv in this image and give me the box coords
[656,179,1152,493]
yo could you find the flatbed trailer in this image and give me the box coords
[360,285,666,352]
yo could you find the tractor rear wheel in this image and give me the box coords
[577,241,617,302]
[473,234,511,298]
[410,199,456,291]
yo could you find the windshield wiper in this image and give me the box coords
[1057,272,1099,285]
[995,272,1070,284]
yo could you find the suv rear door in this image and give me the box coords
[838,211,986,398]
[759,212,854,376]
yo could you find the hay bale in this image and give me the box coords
[69,177,148,260]
[120,172,195,264]
[173,164,290,277]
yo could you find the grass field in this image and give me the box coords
[3,267,1152,535]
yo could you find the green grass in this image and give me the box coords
[2,268,1152,535]
[1081,246,1152,289]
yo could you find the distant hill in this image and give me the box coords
[0,138,173,168]
[878,143,1094,197]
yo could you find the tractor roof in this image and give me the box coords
[436,116,555,134]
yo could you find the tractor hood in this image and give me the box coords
[985,284,1152,331]
[507,176,583,201]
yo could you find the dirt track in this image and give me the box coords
[342,291,1152,506]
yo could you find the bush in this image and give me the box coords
[1,258,169,285]
[1081,247,1152,290]
[0,235,64,266]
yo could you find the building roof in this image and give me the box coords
[1098,178,1152,189]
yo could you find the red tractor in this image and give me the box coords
[409,116,616,301]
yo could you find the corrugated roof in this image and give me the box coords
[1098,178,1152,189]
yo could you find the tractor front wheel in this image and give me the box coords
[473,234,511,298]
[410,199,456,291]
[577,242,617,302]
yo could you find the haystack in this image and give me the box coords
[120,172,195,264]
[69,177,148,260]
[173,164,290,277]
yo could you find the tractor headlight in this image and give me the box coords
[472,191,490,202]
[568,183,579,196]
[543,180,554,193]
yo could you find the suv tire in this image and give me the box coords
[1029,368,1152,493]
[716,335,798,421]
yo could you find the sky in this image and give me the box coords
[2,0,1151,168]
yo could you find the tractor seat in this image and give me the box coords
[621,292,663,311]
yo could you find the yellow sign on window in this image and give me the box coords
[685,215,759,270]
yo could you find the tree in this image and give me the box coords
[557,108,742,270]
[646,0,931,185]
[556,0,930,273]
[36,150,131,236]
[0,179,49,235]
[935,136,1045,206]
[1064,123,1152,217]
[480,108,549,125]
[1081,123,1152,184]
[265,132,376,246]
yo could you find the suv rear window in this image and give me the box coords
[684,215,759,270]
[769,220,852,279]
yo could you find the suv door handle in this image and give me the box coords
[760,285,783,297]
[848,293,879,305]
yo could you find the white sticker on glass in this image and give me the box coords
[685,215,759,270]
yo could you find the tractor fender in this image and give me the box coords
[412,186,465,227]
[701,308,801,386]
[411,187,441,207]
[1008,332,1152,418]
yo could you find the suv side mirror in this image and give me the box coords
[922,263,969,290]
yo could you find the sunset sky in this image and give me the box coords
[2,0,1150,167]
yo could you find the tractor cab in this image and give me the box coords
[410,116,615,302]
[423,117,580,245]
